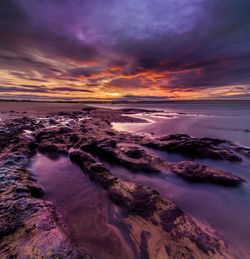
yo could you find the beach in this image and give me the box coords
[1,101,250,258]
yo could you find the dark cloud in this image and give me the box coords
[0,85,48,93]
[0,0,98,66]
[0,53,61,78]
[111,0,250,88]
[52,87,93,93]
[0,85,93,94]
[0,0,250,98]
[67,66,103,78]
[162,55,250,89]
[106,77,144,89]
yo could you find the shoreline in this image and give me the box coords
[0,103,249,258]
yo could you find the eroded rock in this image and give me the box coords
[1,108,247,258]
[171,161,244,186]
[81,139,168,173]
[80,138,244,187]
[69,150,232,258]
[70,151,118,188]
[0,118,93,259]
[141,134,242,161]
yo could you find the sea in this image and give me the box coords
[92,100,250,257]
[94,100,250,147]
[32,101,250,258]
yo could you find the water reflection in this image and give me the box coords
[31,153,133,259]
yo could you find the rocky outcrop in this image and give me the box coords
[80,137,244,187]
[1,108,248,258]
[69,150,232,258]
[81,139,168,173]
[141,134,242,161]
[171,161,244,186]
[0,197,91,258]
[70,150,118,188]
[234,146,250,158]
[0,118,92,259]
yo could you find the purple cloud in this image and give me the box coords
[0,0,250,98]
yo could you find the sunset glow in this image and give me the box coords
[0,1,250,101]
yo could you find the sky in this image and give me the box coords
[0,0,250,101]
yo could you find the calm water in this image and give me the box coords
[31,154,133,259]
[94,101,250,146]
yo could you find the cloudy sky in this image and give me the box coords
[0,0,250,101]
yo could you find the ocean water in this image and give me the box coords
[91,101,250,257]
[31,101,250,258]
[94,101,250,146]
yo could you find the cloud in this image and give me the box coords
[0,0,98,64]
[0,85,93,94]
[0,0,250,99]
[106,77,144,89]
[10,71,49,82]
[0,85,48,93]
[51,87,93,93]
[67,66,103,78]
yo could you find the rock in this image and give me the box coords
[69,134,80,143]
[80,138,246,186]
[69,150,96,167]
[159,134,190,141]
[38,142,68,155]
[56,111,69,116]
[69,150,231,257]
[117,145,167,172]
[82,107,96,112]
[235,146,250,158]
[109,182,159,218]
[142,134,242,161]
[105,130,116,136]
[28,141,39,151]
[81,139,167,173]
[0,120,93,259]
[69,151,117,188]
[49,118,57,125]
[27,184,45,198]
[1,107,247,258]
[58,126,72,134]
[0,198,91,259]
[171,161,244,186]
[124,147,144,159]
